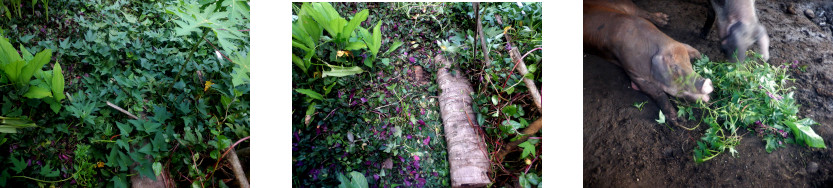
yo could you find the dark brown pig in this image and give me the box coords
[584,0,669,27]
[701,0,770,63]
[584,2,713,127]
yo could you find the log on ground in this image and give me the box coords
[435,54,491,187]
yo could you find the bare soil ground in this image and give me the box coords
[584,0,833,187]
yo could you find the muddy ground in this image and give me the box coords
[584,0,833,187]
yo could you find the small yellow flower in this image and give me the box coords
[204,80,214,91]
[96,161,105,168]
[504,26,512,35]
[337,50,352,57]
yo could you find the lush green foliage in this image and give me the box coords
[0,0,49,19]
[455,2,543,185]
[0,0,250,187]
[293,2,451,187]
[292,2,542,187]
[680,53,826,163]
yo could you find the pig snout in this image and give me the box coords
[690,78,713,102]
[700,78,713,94]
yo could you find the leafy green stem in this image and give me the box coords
[168,29,210,94]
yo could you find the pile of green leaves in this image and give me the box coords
[0,0,250,187]
[680,54,826,163]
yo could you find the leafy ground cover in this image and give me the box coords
[0,0,250,187]
[678,53,825,163]
[292,2,542,187]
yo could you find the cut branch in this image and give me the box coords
[495,118,542,161]
[495,14,542,111]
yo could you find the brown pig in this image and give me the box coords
[701,0,770,63]
[584,0,670,27]
[584,1,713,126]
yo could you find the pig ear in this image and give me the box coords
[651,54,672,86]
[683,44,701,59]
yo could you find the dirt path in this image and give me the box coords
[584,0,833,186]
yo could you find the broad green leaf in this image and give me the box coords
[0,36,22,65]
[223,0,250,21]
[121,11,137,23]
[291,40,311,52]
[299,14,320,47]
[3,60,24,83]
[292,54,308,73]
[40,163,59,177]
[491,95,499,105]
[19,44,32,61]
[382,41,404,56]
[345,41,367,50]
[9,157,26,173]
[526,173,541,185]
[342,9,369,41]
[295,89,324,100]
[19,48,52,87]
[322,65,364,77]
[152,162,163,178]
[348,171,369,188]
[371,21,382,56]
[23,86,52,99]
[656,111,666,124]
[785,119,826,148]
[51,62,65,101]
[519,174,530,188]
[116,122,133,137]
[518,141,535,159]
[231,52,250,86]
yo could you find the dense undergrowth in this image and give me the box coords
[292,2,542,187]
[0,0,250,187]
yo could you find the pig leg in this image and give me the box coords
[700,0,716,38]
[629,75,680,127]
[637,10,669,27]
[757,25,770,61]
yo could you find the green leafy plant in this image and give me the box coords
[0,0,49,19]
[357,21,382,68]
[337,171,369,188]
[292,2,373,74]
[684,53,826,163]
[0,35,65,113]
[0,116,37,133]
[166,1,248,55]
[633,101,647,111]
[0,0,251,186]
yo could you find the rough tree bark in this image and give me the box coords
[436,54,492,187]
[227,149,250,188]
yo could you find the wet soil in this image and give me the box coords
[584,0,833,187]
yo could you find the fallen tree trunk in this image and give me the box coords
[436,54,492,187]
